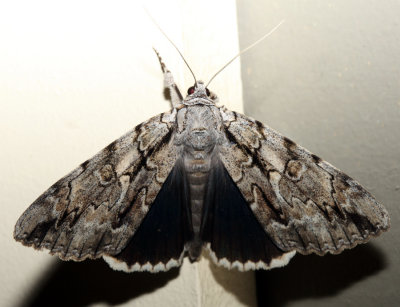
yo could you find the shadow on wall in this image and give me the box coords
[17,243,386,307]
[17,259,180,307]
[256,243,387,306]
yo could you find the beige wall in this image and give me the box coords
[236,0,400,306]
[0,1,256,306]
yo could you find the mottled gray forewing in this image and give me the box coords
[219,108,389,256]
[14,110,178,261]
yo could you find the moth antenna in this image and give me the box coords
[206,19,285,88]
[145,8,197,85]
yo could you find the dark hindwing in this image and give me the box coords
[105,160,193,272]
[218,108,390,257]
[201,157,295,271]
[14,111,179,271]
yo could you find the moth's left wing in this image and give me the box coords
[14,110,190,272]
[218,107,390,259]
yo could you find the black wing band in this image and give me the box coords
[106,161,193,272]
[201,159,295,270]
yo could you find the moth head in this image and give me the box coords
[186,81,218,104]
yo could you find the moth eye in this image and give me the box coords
[188,86,195,95]
[206,88,210,97]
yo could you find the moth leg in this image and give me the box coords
[153,48,183,108]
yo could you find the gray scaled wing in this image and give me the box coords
[14,110,182,272]
[218,107,390,256]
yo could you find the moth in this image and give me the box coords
[14,47,390,273]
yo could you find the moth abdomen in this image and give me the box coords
[183,148,214,261]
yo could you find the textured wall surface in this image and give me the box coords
[236,0,400,306]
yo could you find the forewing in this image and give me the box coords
[219,108,390,256]
[14,110,178,262]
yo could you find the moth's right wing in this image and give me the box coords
[218,107,389,259]
[14,110,190,272]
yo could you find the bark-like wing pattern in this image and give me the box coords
[14,110,178,262]
[218,108,390,256]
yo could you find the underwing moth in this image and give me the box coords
[14,50,390,273]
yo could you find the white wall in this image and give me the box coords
[0,1,256,306]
